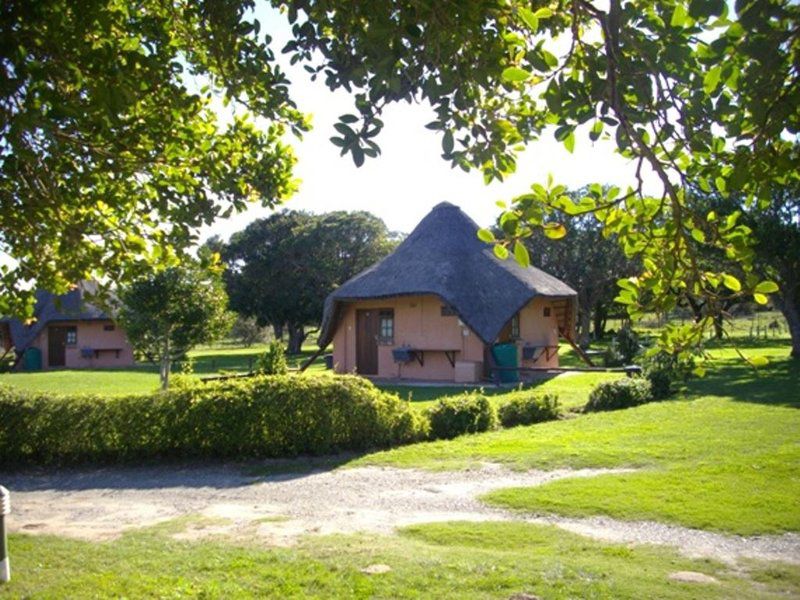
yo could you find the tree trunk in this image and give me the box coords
[286,323,306,355]
[160,336,171,390]
[592,303,608,340]
[272,323,284,341]
[713,313,724,339]
[775,293,800,359]
[577,309,592,348]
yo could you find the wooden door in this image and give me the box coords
[356,310,379,375]
[48,326,68,367]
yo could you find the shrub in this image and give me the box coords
[641,351,693,400]
[602,342,625,367]
[498,393,561,428]
[615,325,641,364]
[584,377,653,412]
[256,340,288,375]
[428,393,497,440]
[0,375,425,465]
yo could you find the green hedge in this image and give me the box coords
[428,393,497,440]
[498,393,561,428]
[584,377,654,412]
[0,375,426,465]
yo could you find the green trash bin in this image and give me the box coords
[23,347,42,371]
[492,343,518,383]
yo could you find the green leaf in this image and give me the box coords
[518,8,538,32]
[493,244,509,260]
[542,223,567,239]
[339,114,359,124]
[753,293,768,305]
[477,228,495,243]
[722,274,741,292]
[533,7,553,19]
[563,131,575,154]
[671,4,688,27]
[754,281,779,294]
[513,240,530,267]
[704,66,722,94]
[691,228,706,243]
[502,66,532,82]
[442,130,454,154]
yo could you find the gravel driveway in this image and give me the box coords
[2,461,798,565]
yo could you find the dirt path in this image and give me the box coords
[3,462,798,565]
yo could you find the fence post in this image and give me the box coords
[0,485,10,583]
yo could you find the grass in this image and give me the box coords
[0,343,327,395]
[378,371,621,412]
[355,342,800,535]
[2,520,797,599]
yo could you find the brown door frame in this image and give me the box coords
[48,326,69,367]
[356,309,379,375]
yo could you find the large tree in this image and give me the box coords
[119,259,232,389]
[279,0,798,360]
[0,0,306,318]
[223,210,397,353]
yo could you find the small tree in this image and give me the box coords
[120,261,233,389]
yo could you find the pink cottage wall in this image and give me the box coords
[30,320,135,369]
[516,296,562,369]
[332,295,485,381]
[331,294,564,381]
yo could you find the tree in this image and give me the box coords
[1,0,307,318]
[119,260,233,389]
[223,210,397,353]
[280,0,797,360]
[749,188,800,357]
[521,195,638,345]
[230,315,269,347]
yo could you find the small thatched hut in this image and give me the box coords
[318,202,578,382]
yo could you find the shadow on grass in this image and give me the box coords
[1,453,363,492]
[687,357,800,408]
[377,379,555,404]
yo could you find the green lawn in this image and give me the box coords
[355,343,800,535]
[2,519,796,599]
[0,343,327,395]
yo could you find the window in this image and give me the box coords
[65,327,78,346]
[378,310,394,344]
[543,307,552,317]
[441,304,456,317]
[103,324,115,331]
[511,314,520,339]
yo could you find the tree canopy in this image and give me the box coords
[1,0,306,317]
[223,210,397,353]
[119,258,232,388]
[280,0,798,359]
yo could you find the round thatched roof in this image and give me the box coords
[318,202,577,347]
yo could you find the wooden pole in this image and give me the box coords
[300,345,327,372]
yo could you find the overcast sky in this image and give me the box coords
[200,4,661,242]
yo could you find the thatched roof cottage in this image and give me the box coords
[318,202,578,382]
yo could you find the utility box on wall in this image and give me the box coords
[454,360,482,383]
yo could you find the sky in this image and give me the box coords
[200,4,661,242]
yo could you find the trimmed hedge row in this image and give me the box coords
[584,377,654,412]
[0,375,426,465]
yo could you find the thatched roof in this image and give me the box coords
[318,202,577,347]
[1,286,111,353]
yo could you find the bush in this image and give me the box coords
[615,325,641,363]
[256,340,288,375]
[641,351,693,400]
[0,375,426,465]
[584,377,653,412]
[428,393,497,440]
[498,393,561,428]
